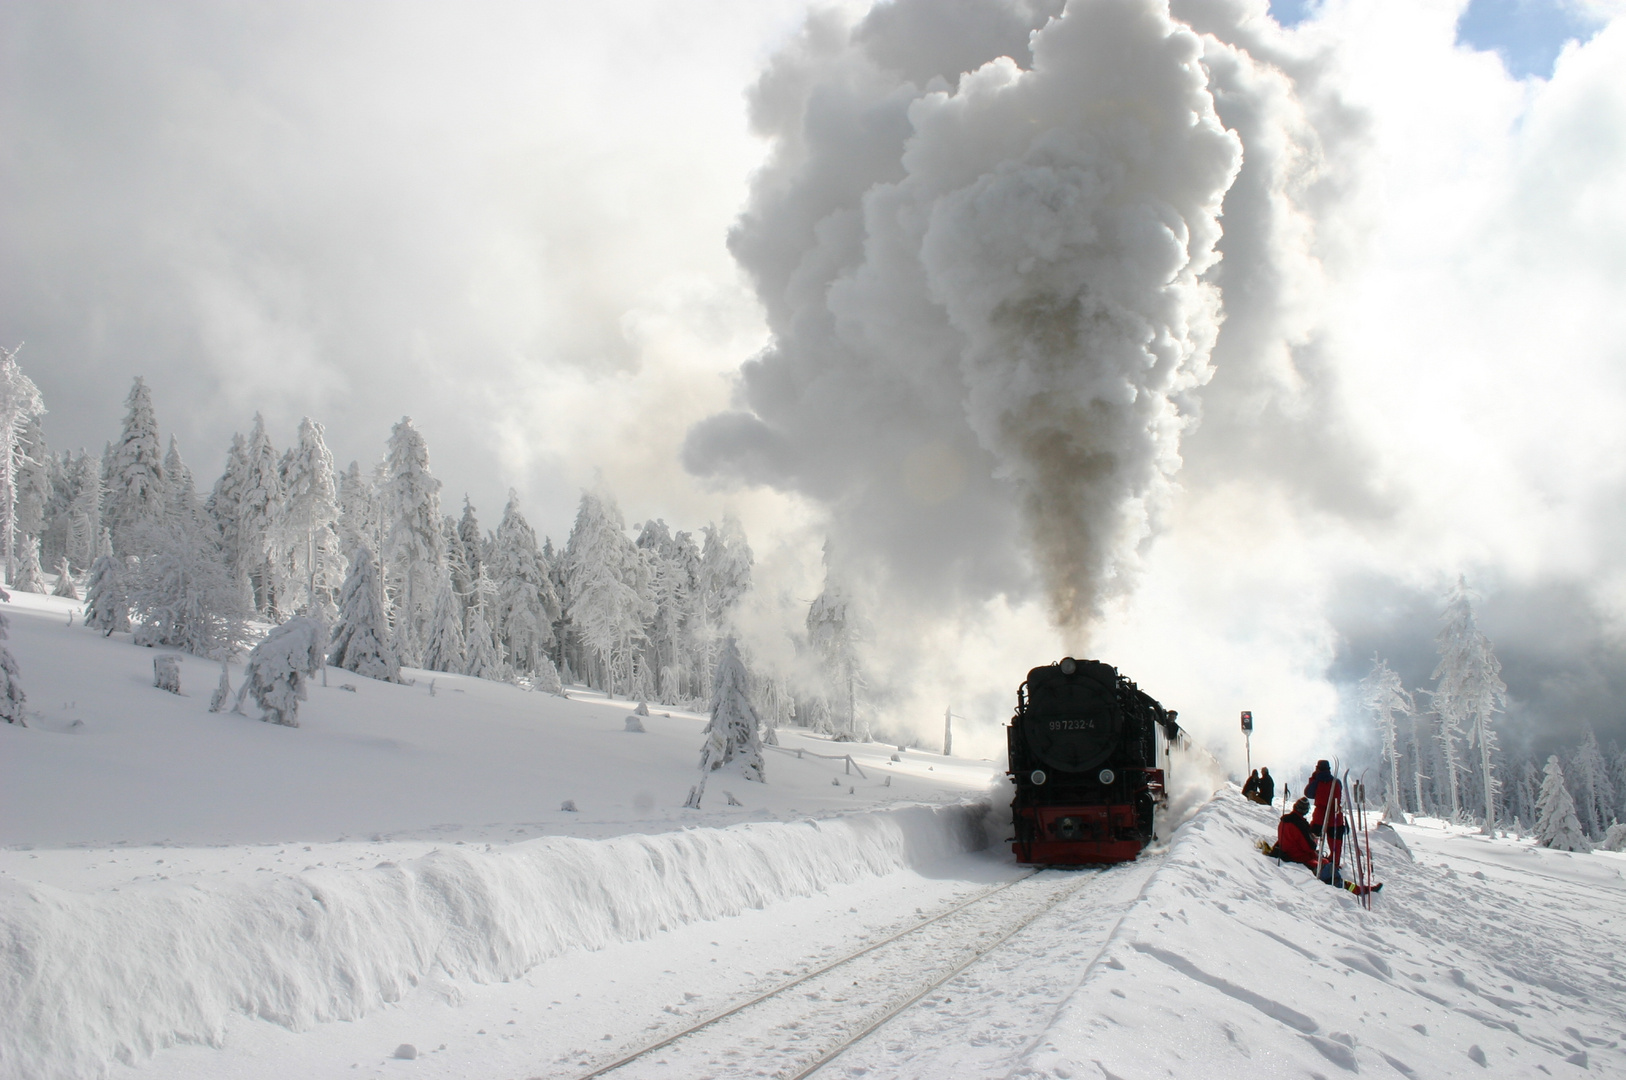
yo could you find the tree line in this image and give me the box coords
[0,356,846,716]
[1362,577,1626,846]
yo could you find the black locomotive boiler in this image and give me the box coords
[1006,657,1182,865]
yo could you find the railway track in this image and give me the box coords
[561,865,1123,1080]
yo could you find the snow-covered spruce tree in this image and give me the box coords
[382,417,443,666]
[1534,755,1591,852]
[207,432,250,579]
[235,615,326,727]
[328,544,401,683]
[12,537,45,593]
[442,514,473,617]
[1360,656,1415,818]
[1568,728,1616,838]
[161,436,204,527]
[104,377,166,554]
[635,519,698,704]
[685,637,765,807]
[0,346,46,584]
[55,450,100,574]
[280,417,344,620]
[1432,577,1507,829]
[463,566,503,679]
[238,414,286,617]
[0,594,26,725]
[125,519,252,657]
[564,490,651,696]
[490,492,558,678]
[456,498,483,599]
[421,575,467,675]
[50,555,78,600]
[83,547,131,636]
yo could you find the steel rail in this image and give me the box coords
[782,872,1095,1080]
[571,869,1044,1080]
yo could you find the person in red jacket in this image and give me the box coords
[1275,798,1318,870]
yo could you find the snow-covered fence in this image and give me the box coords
[0,802,990,1080]
[765,743,868,778]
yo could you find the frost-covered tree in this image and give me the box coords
[50,555,78,600]
[456,497,483,593]
[51,450,100,575]
[564,490,651,696]
[207,432,250,580]
[1534,755,1591,852]
[1569,728,1616,838]
[104,377,166,553]
[382,418,443,665]
[1360,656,1415,818]
[442,514,473,617]
[235,616,326,727]
[281,418,344,619]
[14,416,51,566]
[1432,577,1506,828]
[337,460,384,572]
[12,537,45,594]
[463,566,503,679]
[161,436,203,527]
[0,593,26,724]
[328,544,401,683]
[421,574,467,675]
[0,346,46,583]
[238,414,285,616]
[125,519,251,657]
[807,549,864,739]
[83,545,131,636]
[636,519,701,704]
[489,492,558,677]
[685,637,765,807]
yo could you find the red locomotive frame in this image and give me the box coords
[1011,767,1165,865]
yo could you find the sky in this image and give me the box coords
[4,0,1625,771]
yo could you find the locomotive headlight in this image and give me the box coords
[1098,769,1116,785]
[1030,770,1047,785]
[1059,657,1077,674]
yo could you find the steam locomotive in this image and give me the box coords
[1006,657,1182,865]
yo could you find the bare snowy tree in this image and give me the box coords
[1360,656,1415,818]
[1432,577,1507,829]
[125,518,252,658]
[0,345,46,585]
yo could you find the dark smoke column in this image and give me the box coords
[686,0,1240,640]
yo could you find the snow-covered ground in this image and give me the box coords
[6,588,1625,1079]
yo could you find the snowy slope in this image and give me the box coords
[0,591,1000,1080]
[1017,797,1626,1080]
[8,590,1625,1080]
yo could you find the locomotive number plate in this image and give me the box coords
[1048,719,1094,730]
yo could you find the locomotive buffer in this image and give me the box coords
[1006,656,1182,865]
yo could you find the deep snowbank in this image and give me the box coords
[1023,793,1626,1079]
[1,801,989,1080]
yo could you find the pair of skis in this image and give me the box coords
[1314,762,1377,907]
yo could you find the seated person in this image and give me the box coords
[1274,797,1318,870]
[1256,767,1276,805]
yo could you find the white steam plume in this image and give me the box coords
[687,0,1241,643]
